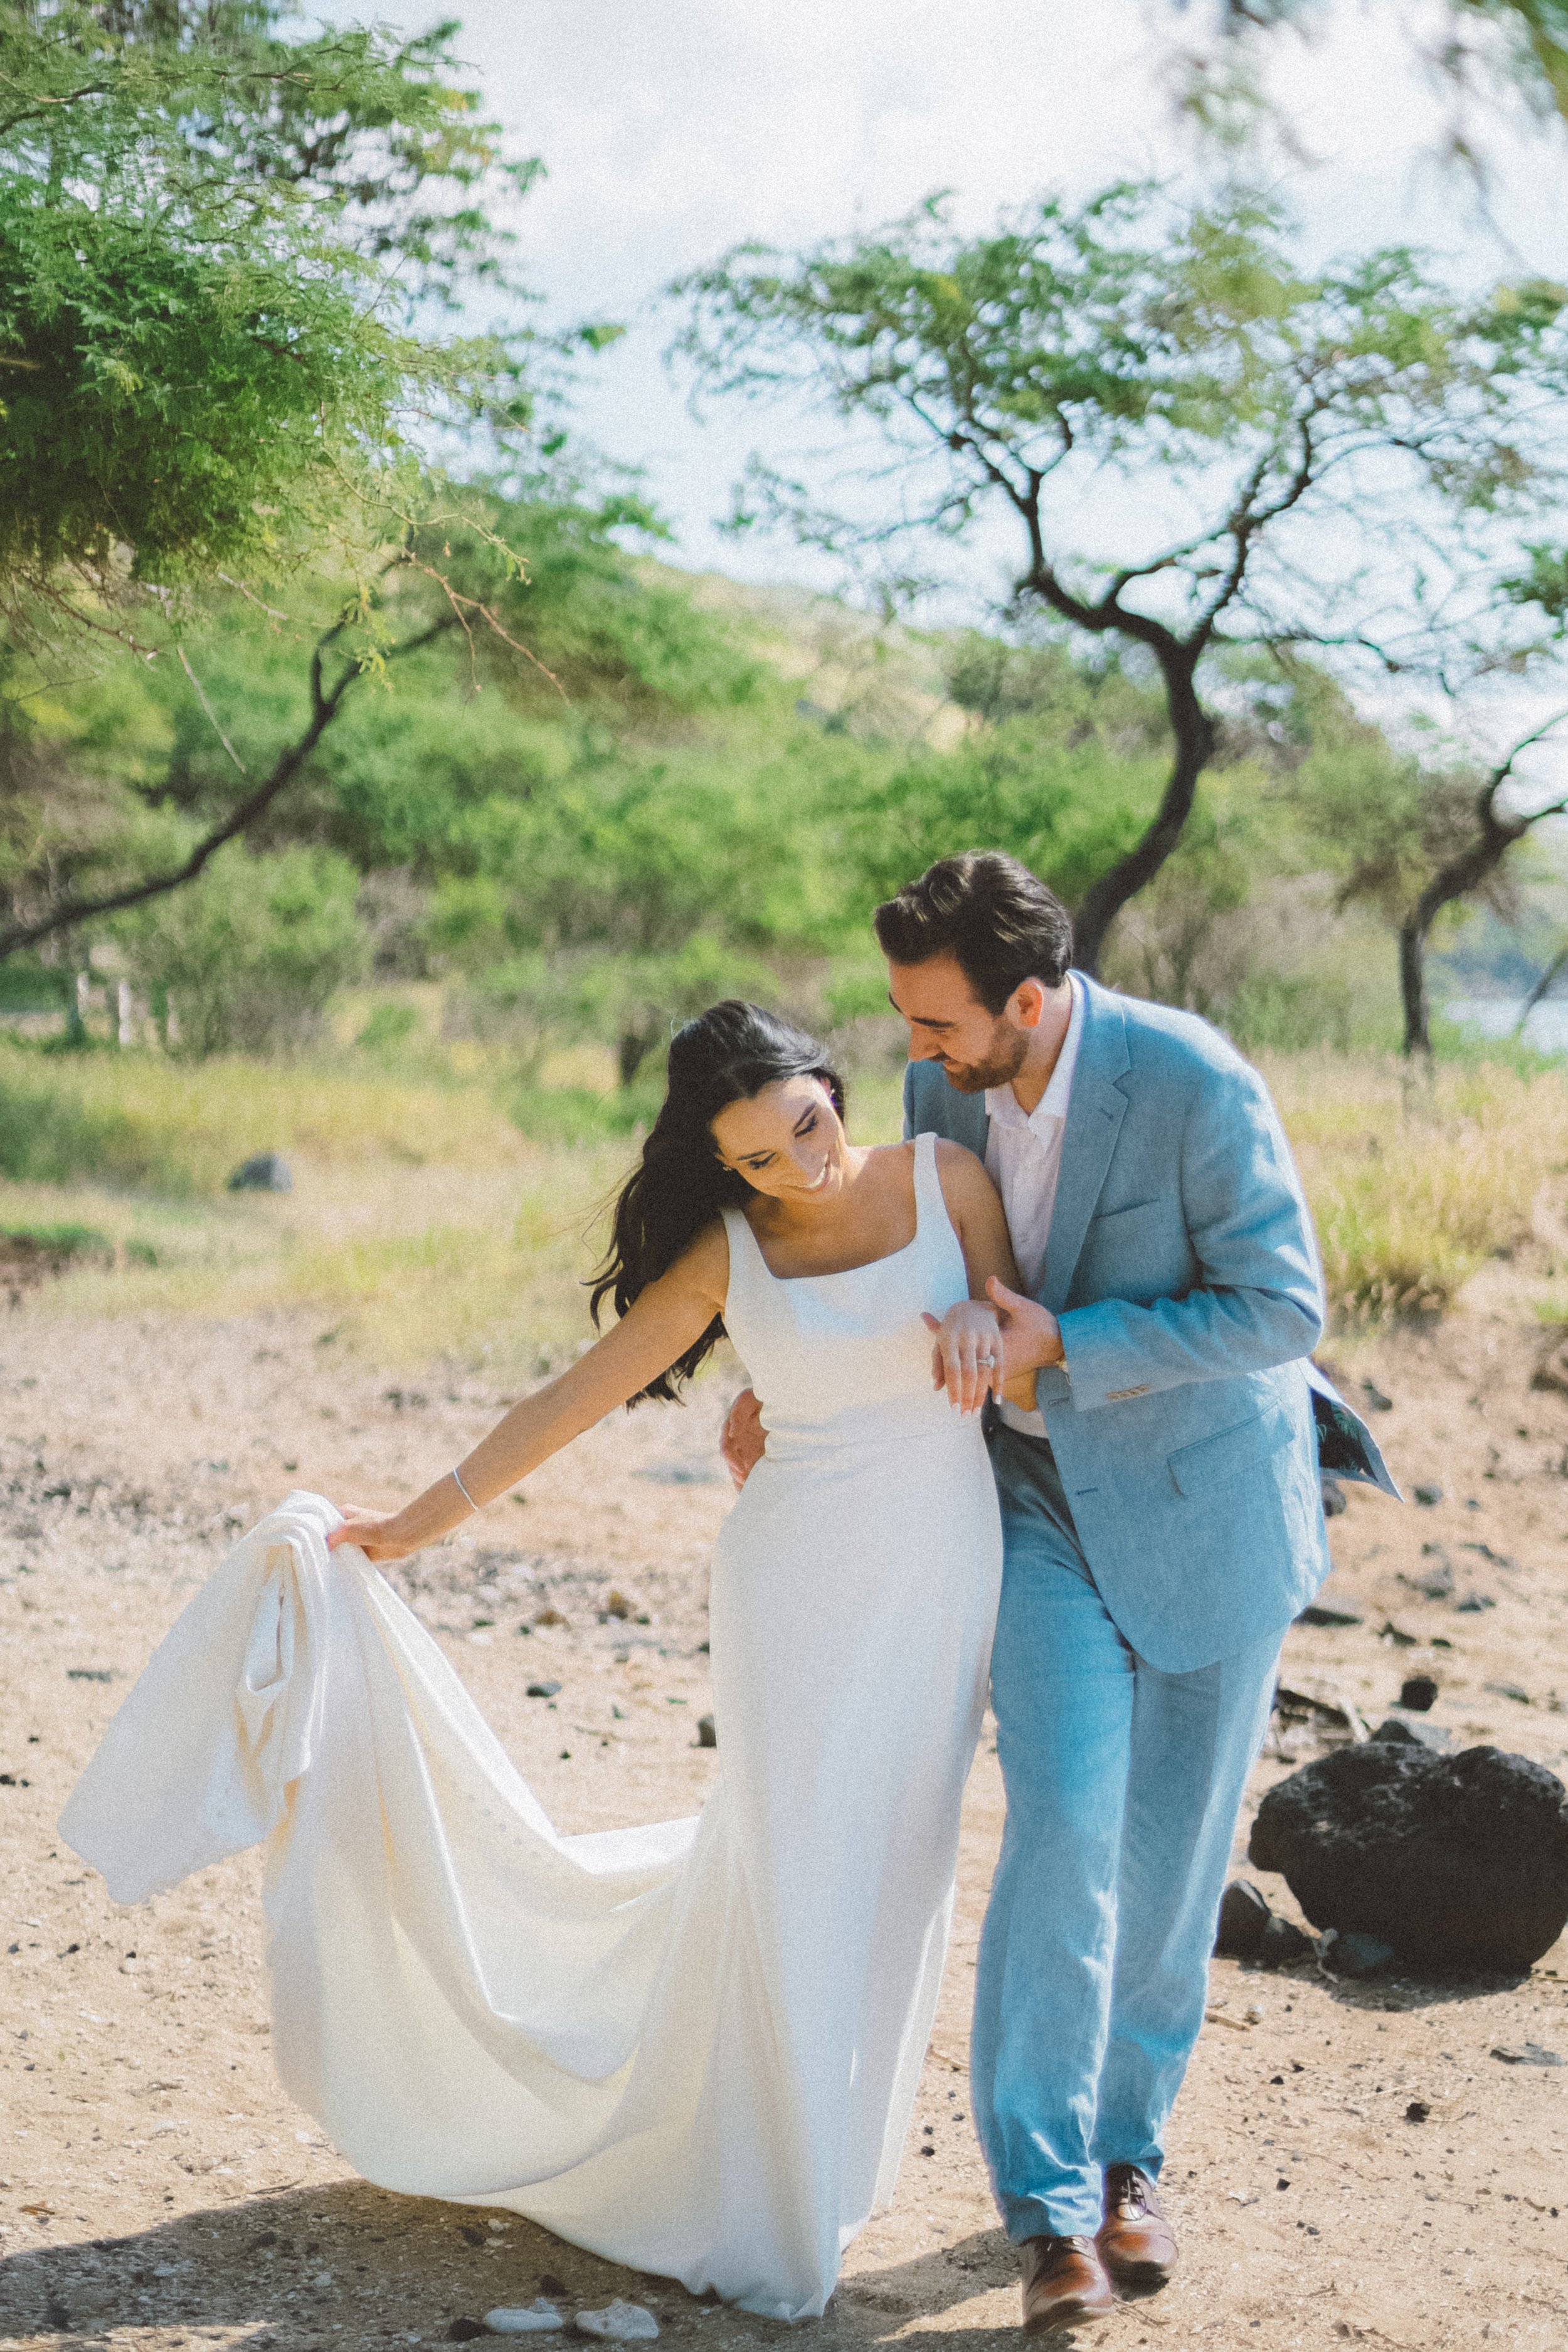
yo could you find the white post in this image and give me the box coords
[116,979,133,1049]
[75,971,91,1034]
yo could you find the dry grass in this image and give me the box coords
[0,1041,527,1194]
[5,1042,1566,1364]
[1264,1050,1568,1321]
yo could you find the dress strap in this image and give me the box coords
[911,1127,943,1232]
[719,1204,762,1314]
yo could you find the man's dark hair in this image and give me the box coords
[874,852,1074,1012]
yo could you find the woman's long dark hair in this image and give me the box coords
[590,1000,845,1404]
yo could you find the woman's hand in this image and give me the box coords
[921,1299,1005,1416]
[327,1504,426,1564]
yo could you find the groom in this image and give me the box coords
[725,850,1376,2331]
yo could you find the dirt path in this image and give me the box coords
[3,1295,1567,2350]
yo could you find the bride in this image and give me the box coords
[62,1000,1030,2321]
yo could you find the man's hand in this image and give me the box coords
[985,1276,1066,1378]
[720,1388,766,1490]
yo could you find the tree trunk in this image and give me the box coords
[1070,650,1215,976]
[1399,916,1431,1056]
[618,1025,657,1088]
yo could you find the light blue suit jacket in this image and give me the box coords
[904,975,1340,1672]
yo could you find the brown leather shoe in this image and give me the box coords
[1019,2233,1116,2332]
[1096,2163,1177,2295]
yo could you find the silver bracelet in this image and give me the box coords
[450,1466,480,1514]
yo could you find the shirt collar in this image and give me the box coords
[986,973,1083,1133]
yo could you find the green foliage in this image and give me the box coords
[0,2,536,601]
[848,640,1172,912]
[679,180,1568,654]
[114,842,368,1057]
[0,1219,111,1258]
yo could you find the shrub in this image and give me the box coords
[115,845,369,1058]
[1266,1053,1568,1322]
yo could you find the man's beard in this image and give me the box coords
[938,1020,1030,1095]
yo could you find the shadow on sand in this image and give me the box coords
[0,2186,1023,2350]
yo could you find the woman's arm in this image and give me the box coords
[927,1141,1041,1415]
[329,1223,730,1561]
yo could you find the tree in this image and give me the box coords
[1165,4,1568,158]
[675,183,1568,972]
[0,1,538,627]
[1279,672,1568,1051]
[0,491,767,968]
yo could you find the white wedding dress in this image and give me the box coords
[61,1131,1003,2319]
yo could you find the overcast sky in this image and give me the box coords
[334,0,1568,709]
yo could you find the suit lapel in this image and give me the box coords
[1041,978,1131,1316]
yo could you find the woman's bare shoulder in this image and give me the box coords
[933,1136,997,1193]
[663,1216,731,1303]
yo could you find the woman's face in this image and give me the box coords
[710,1075,846,1204]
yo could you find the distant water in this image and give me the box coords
[1445,997,1568,1055]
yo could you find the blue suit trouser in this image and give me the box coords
[973,1424,1282,2241]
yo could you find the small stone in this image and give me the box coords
[1483,1681,1531,1706]
[539,2278,569,2300]
[1320,1476,1347,1518]
[1410,1545,1454,1601]
[1405,2100,1431,2123]
[696,1714,717,1749]
[1360,1380,1394,1413]
[226,1152,292,1194]
[1491,2042,1564,2067]
[532,1607,569,1629]
[573,2304,659,2341]
[526,1682,562,1700]
[448,2324,487,2343]
[1455,1592,1496,1614]
[1370,1715,1454,1756]
[1379,1621,1419,1648]
[603,1589,640,1621]
[1321,1928,1395,1978]
[1530,1335,1568,1399]
[1297,1602,1363,1628]
[1413,1484,1444,1507]
[1259,1914,1315,1968]
[1399,1675,1439,1713]
[1213,1880,1272,1961]
[484,2302,564,2335]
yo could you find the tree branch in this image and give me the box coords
[1399,707,1568,1052]
[0,610,461,962]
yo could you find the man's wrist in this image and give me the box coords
[1029,1312,1064,1371]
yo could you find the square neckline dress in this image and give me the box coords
[61,1131,1004,2319]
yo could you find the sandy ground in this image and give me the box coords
[3,1280,1568,2352]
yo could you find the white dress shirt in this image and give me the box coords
[984,975,1084,1438]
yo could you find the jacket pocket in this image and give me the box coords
[1167,1406,1292,1498]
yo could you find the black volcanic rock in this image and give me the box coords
[1248,1742,1568,1972]
[1214,1879,1271,1960]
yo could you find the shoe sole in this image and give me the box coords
[1101,2260,1174,2299]
[1022,2299,1116,2334]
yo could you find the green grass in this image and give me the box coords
[1,1220,113,1258]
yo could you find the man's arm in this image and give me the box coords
[1054,1056,1323,1413]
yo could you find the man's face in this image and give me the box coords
[886,952,1036,1094]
